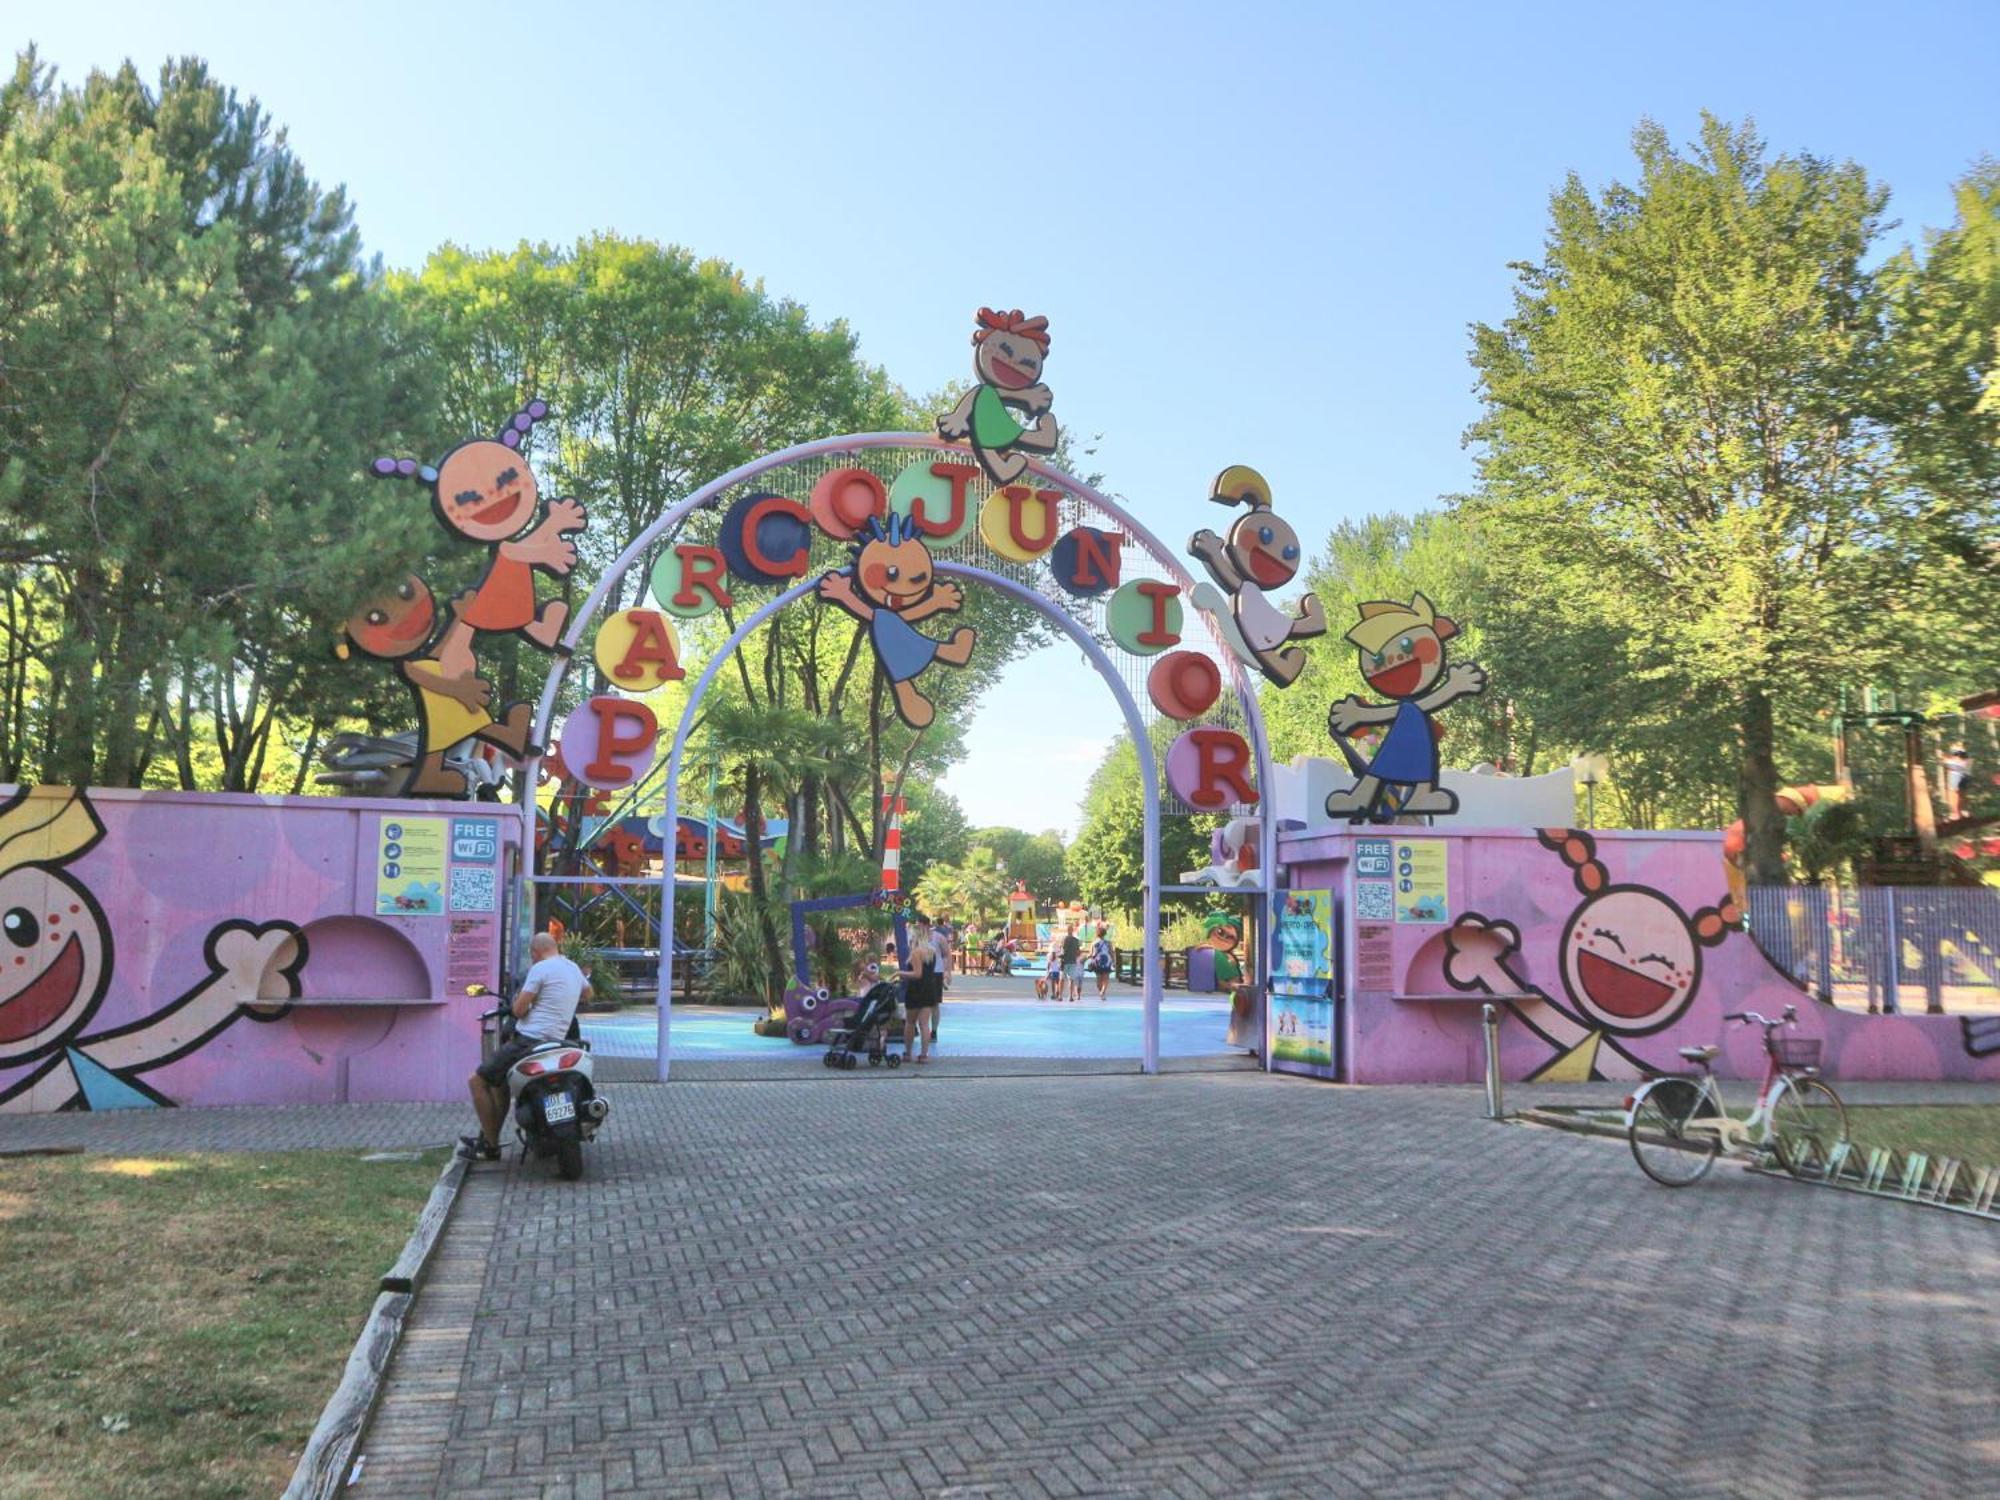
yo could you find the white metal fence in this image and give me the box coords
[1745,884,2000,1014]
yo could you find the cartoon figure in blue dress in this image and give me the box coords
[816,514,977,729]
[1323,593,1487,822]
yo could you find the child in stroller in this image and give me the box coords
[823,958,905,1071]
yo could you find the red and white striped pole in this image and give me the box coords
[880,794,906,893]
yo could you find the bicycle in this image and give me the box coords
[1625,1004,1849,1187]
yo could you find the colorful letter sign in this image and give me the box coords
[592,609,685,690]
[559,696,661,790]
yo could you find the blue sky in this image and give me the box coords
[25,2,1999,835]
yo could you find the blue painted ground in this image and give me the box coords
[583,997,1236,1061]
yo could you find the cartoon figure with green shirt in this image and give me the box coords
[937,307,1059,485]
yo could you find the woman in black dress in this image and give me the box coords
[899,918,943,1063]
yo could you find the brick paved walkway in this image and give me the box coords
[8,1077,1995,1495]
[327,1073,1993,1499]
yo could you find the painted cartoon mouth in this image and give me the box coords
[0,933,85,1045]
[1365,659,1424,697]
[1246,549,1292,587]
[470,492,521,526]
[1576,949,1675,1019]
[988,356,1035,390]
[388,594,434,643]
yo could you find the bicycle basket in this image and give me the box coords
[1770,1037,1821,1071]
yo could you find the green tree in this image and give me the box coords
[0,51,437,789]
[1067,738,1213,916]
[1466,115,1926,879]
[899,786,970,891]
[970,825,1075,904]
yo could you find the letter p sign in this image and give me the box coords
[560,696,661,790]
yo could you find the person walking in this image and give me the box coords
[1060,924,1082,1002]
[899,917,944,1063]
[932,917,955,991]
[1038,941,1063,1001]
[1088,923,1114,1000]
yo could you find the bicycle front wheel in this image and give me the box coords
[1768,1077,1848,1180]
[1627,1078,1721,1187]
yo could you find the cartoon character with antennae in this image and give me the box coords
[371,399,588,653]
[1187,464,1327,687]
[1442,828,1742,1081]
[816,514,977,730]
[936,308,1059,486]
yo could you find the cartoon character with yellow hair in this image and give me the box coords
[1324,593,1487,822]
[0,787,307,1111]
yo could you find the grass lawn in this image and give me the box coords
[0,1147,446,1500]
[1562,1102,2000,1165]
[1840,1105,2000,1164]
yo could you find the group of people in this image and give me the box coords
[1036,922,1115,1002]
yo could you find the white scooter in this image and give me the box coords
[469,986,609,1180]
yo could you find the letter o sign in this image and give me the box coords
[1148,649,1221,721]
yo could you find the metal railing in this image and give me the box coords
[1745,884,2000,1015]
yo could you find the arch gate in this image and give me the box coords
[530,368,1288,1078]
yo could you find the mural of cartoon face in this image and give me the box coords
[974,330,1044,391]
[434,439,541,543]
[855,534,936,608]
[1558,886,1702,1036]
[0,864,110,1062]
[1358,624,1444,701]
[342,576,437,661]
[1225,510,1304,591]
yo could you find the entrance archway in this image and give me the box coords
[528,433,1277,1078]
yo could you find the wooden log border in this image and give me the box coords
[283,1152,474,1499]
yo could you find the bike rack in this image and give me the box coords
[1753,1135,2000,1221]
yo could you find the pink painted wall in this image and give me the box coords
[0,786,523,1112]
[1279,826,2000,1085]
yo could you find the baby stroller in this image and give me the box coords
[823,980,905,1070]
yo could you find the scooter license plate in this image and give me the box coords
[541,1092,576,1124]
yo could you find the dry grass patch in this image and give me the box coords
[0,1147,445,1500]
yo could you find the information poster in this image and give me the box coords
[1393,839,1449,924]
[1270,889,1336,1079]
[1270,993,1333,1070]
[1272,889,1333,984]
[376,817,447,916]
[1356,923,1395,991]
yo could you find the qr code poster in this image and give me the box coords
[1355,880,1394,921]
[449,866,497,913]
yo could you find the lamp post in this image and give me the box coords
[1571,753,1608,828]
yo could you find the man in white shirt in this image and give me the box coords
[462,932,591,1160]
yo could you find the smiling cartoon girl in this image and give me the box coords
[0,787,307,1111]
[371,400,587,653]
[816,513,977,729]
[936,308,1059,486]
[1324,593,1487,822]
[1442,829,1740,1082]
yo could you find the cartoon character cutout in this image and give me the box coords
[1442,829,1740,1082]
[370,399,587,653]
[936,308,1058,486]
[1323,592,1487,822]
[1187,465,1327,687]
[1202,911,1244,987]
[816,513,977,730]
[337,573,535,798]
[0,787,307,1112]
